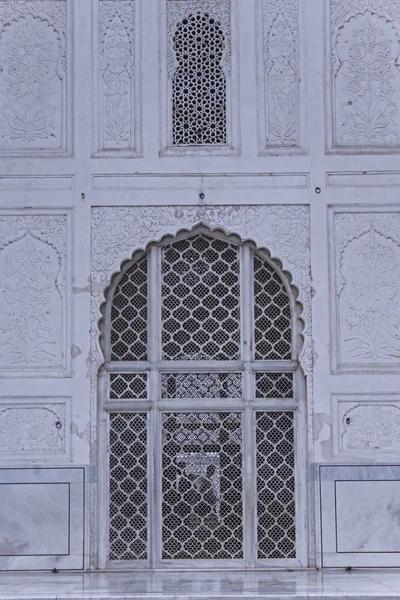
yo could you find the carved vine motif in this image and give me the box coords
[333,10,400,146]
[340,229,400,361]
[0,1,67,150]
[100,1,134,149]
[167,0,231,77]
[0,404,65,452]
[263,2,298,147]
[0,233,62,365]
[341,403,400,450]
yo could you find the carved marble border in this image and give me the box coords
[326,0,400,154]
[331,393,400,460]
[92,0,142,157]
[159,0,240,156]
[0,0,73,158]
[329,205,400,373]
[0,396,71,462]
[0,208,73,378]
[256,0,307,155]
[90,204,314,567]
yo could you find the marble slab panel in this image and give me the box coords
[320,465,400,567]
[0,467,84,571]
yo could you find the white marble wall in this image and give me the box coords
[0,0,399,572]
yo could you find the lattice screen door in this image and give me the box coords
[101,229,305,569]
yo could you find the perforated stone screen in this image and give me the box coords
[109,413,148,561]
[161,412,243,560]
[110,257,148,361]
[256,412,296,559]
[172,12,227,146]
[161,235,240,360]
[106,233,299,567]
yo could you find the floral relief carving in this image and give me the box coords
[263,1,298,147]
[340,230,400,361]
[334,212,400,368]
[333,11,400,146]
[0,214,67,373]
[99,0,135,150]
[341,403,400,451]
[167,0,231,77]
[0,0,67,153]
[0,403,65,453]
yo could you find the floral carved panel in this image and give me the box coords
[0,0,70,157]
[328,0,400,153]
[330,208,400,372]
[331,394,400,458]
[0,211,71,377]
[0,399,68,459]
[258,0,304,153]
[94,0,141,157]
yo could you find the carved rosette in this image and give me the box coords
[262,0,299,148]
[167,0,231,77]
[0,0,68,154]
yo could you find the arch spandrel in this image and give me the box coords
[91,205,311,375]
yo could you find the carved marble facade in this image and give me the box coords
[0,0,400,574]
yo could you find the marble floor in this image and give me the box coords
[1,570,400,600]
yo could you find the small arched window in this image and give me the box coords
[172,13,227,146]
[102,230,302,567]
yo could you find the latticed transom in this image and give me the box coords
[110,257,148,361]
[172,12,227,146]
[110,374,147,400]
[161,235,240,360]
[161,372,242,399]
[254,255,292,360]
[256,412,296,559]
[255,373,293,399]
[162,412,243,560]
[109,413,148,561]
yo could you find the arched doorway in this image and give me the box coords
[98,227,307,569]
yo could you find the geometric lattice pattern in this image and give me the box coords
[162,236,240,360]
[172,13,227,146]
[255,373,293,398]
[256,412,296,559]
[254,255,291,360]
[110,374,147,400]
[161,412,243,559]
[161,372,242,398]
[109,413,148,561]
[111,257,148,361]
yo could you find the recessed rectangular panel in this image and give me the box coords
[336,480,400,553]
[0,483,69,556]
[0,468,84,570]
[320,465,400,567]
